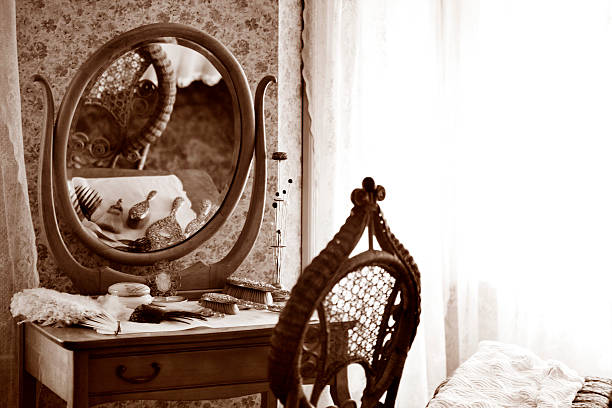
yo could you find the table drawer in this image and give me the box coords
[89,345,270,394]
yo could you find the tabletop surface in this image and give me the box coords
[27,309,282,351]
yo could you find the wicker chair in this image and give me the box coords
[69,43,177,169]
[268,177,421,408]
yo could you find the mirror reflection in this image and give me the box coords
[66,42,237,252]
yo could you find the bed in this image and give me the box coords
[428,341,612,407]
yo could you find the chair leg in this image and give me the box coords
[261,390,277,408]
[330,366,351,404]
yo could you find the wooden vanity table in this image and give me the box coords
[27,23,282,408]
[19,319,278,407]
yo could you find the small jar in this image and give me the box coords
[108,282,153,309]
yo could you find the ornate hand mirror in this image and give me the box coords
[35,23,275,296]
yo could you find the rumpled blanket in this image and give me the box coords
[428,341,584,408]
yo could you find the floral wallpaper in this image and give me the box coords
[16,0,302,407]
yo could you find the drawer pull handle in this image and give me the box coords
[116,362,161,384]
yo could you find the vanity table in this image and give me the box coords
[19,319,278,407]
[24,22,283,408]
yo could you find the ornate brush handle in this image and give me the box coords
[170,196,184,216]
[116,362,161,384]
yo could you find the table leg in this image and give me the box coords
[19,370,38,408]
[261,390,277,408]
[67,353,89,408]
[19,323,37,408]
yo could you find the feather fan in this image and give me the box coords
[10,287,115,328]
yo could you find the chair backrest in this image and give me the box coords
[68,43,177,169]
[269,178,421,408]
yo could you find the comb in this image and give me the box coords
[74,184,103,220]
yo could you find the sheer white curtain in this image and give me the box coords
[448,0,612,377]
[304,0,612,405]
[304,1,447,406]
[0,0,39,406]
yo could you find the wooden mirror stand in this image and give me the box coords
[34,23,276,296]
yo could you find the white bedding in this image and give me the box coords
[427,341,584,408]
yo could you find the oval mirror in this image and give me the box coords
[51,24,259,266]
[67,42,238,253]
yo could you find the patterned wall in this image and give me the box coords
[16,0,302,406]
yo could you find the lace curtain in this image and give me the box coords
[304,0,612,406]
[0,1,39,406]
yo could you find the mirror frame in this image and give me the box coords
[55,24,254,264]
[35,23,275,295]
